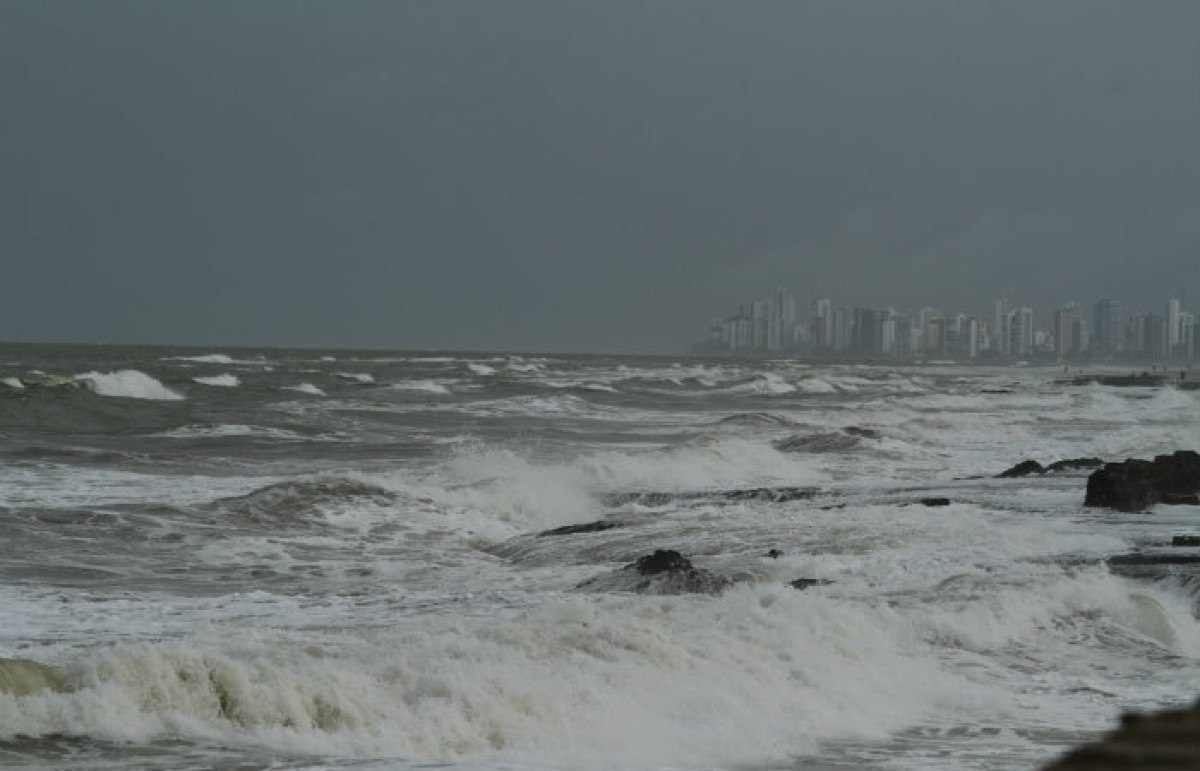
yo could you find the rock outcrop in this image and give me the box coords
[576,549,732,595]
[538,520,620,537]
[1085,451,1200,512]
[1043,699,1200,770]
[997,458,1104,479]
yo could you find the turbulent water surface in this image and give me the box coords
[2,344,1200,770]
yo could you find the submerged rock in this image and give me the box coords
[998,460,1045,478]
[1173,535,1200,547]
[996,457,1105,479]
[576,549,732,595]
[538,520,620,537]
[1046,457,1104,473]
[842,426,881,439]
[1085,451,1200,512]
[919,497,951,507]
[765,548,784,559]
[788,578,834,590]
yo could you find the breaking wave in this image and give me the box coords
[74,370,184,401]
[193,373,240,387]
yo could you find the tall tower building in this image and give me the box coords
[994,298,1011,355]
[1092,298,1122,355]
[811,298,833,350]
[1168,297,1182,356]
[1010,307,1034,357]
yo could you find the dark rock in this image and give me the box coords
[981,388,1013,394]
[1173,535,1200,547]
[605,486,821,508]
[538,520,619,537]
[633,549,692,575]
[765,548,784,559]
[1045,457,1104,473]
[1085,451,1200,511]
[998,460,1045,478]
[820,503,847,511]
[919,497,952,507]
[720,487,820,503]
[1043,699,1200,770]
[1163,493,1200,506]
[788,578,834,590]
[842,426,881,439]
[575,549,733,595]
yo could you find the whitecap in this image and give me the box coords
[193,373,240,388]
[74,370,184,401]
[284,382,326,396]
[391,380,451,395]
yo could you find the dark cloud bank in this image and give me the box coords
[2,1,1199,352]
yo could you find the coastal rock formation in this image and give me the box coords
[576,549,732,595]
[788,578,834,590]
[538,520,620,537]
[1043,700,1200,770]
[998,460,1046,478]
[1085,451,1200,512]
[997,458,1104,479]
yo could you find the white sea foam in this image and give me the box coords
[193,373,240,387]
[165,354,234,364]
[284,383,326,396]
[1,377,23,389]
[0,587,991,767]
[158,424,317,441]
[74,370,184,401]
[391,380,451,395]
[467,362,497,376]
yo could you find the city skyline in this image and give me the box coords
[699,288,1200,362]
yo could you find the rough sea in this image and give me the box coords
[2,344,1199,770]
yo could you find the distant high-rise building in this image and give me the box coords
[1054,303,1085,359]
[831,307,852,352]
[1092,298,1122,355]
[811,298,833,350]
[1168,297,1182,355]
[1009,307,1034,357]
[994,298,1011,355]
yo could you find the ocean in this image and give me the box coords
[1,343,1199,770]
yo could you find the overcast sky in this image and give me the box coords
[3,1,1199,352]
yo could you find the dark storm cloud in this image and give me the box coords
[2,1,1199,351]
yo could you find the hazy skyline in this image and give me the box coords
[3,1,1200,352]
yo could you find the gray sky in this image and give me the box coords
[3,1,1199,352]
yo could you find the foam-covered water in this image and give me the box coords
[2,344,1199,770]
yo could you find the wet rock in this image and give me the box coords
[576,549,732,595]
[1085,451,1200,512]
[919,497,952,507]
[720,487,820,503]
[1043,698,1200,770]
[765,548,784,559]
[981,388,1014,394]
[538,520,620,537]
[1163,493,1200,506]
[1173,535,1200,547]
[1046,457,1104,473]
[788,578,834,590]
[998,460,1045,478]
[633,549,692,574]
[842,426,881,439]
